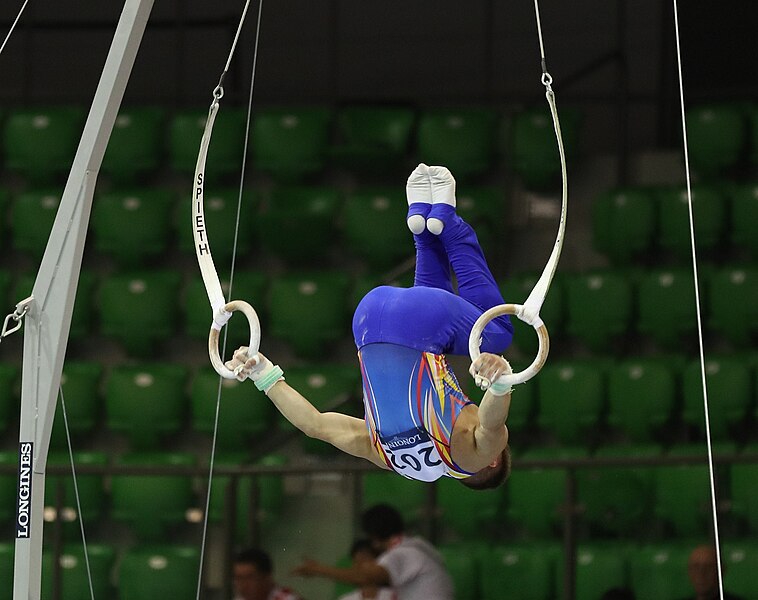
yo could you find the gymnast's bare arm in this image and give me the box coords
[265,380,390,470]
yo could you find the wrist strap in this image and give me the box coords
[489,380,512,396]
[254,364,284,393]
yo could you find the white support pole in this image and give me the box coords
[13,0,154,598]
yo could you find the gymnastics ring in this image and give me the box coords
[468,303,550,387]
[208,300,261,379]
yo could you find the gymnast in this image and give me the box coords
[227,164,515,489]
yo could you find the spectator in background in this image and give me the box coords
[678,544,744,600]
[337,539,397,600]
[293,503,453,600]
[233,548,304,600]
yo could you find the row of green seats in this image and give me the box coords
[1,184,504,268]
[592,182,758,264]
[362,449,758,540]
[0,104,584,187]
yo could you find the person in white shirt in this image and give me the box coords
[294,504,454,600]
[233,548,303,600]
[337,539,397,600]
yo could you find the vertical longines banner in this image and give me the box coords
[16,442,33,538]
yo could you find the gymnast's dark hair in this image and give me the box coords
[234,548,273,575]
[361,504,405,540]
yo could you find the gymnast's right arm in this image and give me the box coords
[225,348,389,470]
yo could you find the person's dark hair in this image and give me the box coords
[459,445,511,490]
[234,548,273,575]
[350,538,377,558]
[600,587,635,600]
[361,504,404,540]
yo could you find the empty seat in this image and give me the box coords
[91,188,174,265]
[654,462,713,536]
[98,270,182,355]
[168,107,247,178]
[105,364,188,449]
[11,190,61,258]
[41,544,115,600]
[706,266,758,347]
[574,544,629,600]
[0,543,13,600]
[361,471,428,524]
[629,544,692,599]
[536,360,606,444]
[685,104,746,178]
[637,269,698,349]
[416,108,499,180]
[480,542,560,600]
[0,452,18,524]
[190,366,274,449]
[111,452,197,540]
[50,361,103,449]
[255,185,340,263]
[3,107,85,182]
[45,451,107,528]
[0,363,18,433]
[607,359,676,442]
[436,475,504,537]
[438,543,482,600]
[101,106,165,182]
[118,544,201,599]
[176,186,256,263]
[730,462,758,533]
[342,187,412,269]
[722,541,758,599]
[565,270,633,351]
[682,356,752,439]
[509,107,581,190]
[729,183,758,255]
[455,186,505,255]
[0,191,8,250]
[591,187,656,264]
[183,270,267,344]
[251,107,332,181]
[331,105,415,173]
[656,185,726,260]
[268,272,351,358]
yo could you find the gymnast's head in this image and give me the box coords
[460,445,512,490]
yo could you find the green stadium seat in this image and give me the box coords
[416,108,499,180]
[729,184,758,255]
[591,187,656,264]
[361,471,428,524]
[607,359,676,442]
[255,185,340,263]
[168,107,247,178]
[175,187,256,263]
[281,364,360,454]
[251,106,332,181]
[565,270,633,351]
[118,544,201,599]
[637,268,698,349]
[436,475,504,538]
[706,266,758,347]
[268,271,352,358]
[11,189,61,258]
[656,185,726,260]
[575,544,629,600]
[102,106,165,182]
[509,107,582,190]
[0,363,18,433]
[331,105,415,173]
[98,270,182,355]
[0,452,18,524]
[45,451,107,528]
[682,356,752,439]
[190,366,274,449]
[438,543,481,600]
[480,542,560,600]
[593,443,661,501]
[723,541,758,599]
[342,187,413,269]
[3,107,85,182]
[111,453,197,541]
[41,544,115,600]
[50,361,103,449]
[183,270,267,345]
[91,188,174,265]
[456,185,506,256]
[0,543,13,600]
[503,272,564,357]
[14,270,96,341]
[0,191,9,250]
[730,462,758,533]
[536,360,606,445]
[105,364,188,449]
[628,544,692,599]
[654,461,713,536]
[685,104,746,178]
